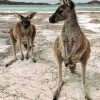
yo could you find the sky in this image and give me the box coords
[9,0,100,4]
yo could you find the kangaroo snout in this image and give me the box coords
[49,14,57,23]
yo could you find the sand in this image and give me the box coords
[0,12,100,100]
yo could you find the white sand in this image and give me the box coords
[0,12,100,100]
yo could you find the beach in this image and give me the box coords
[0,11,100,100]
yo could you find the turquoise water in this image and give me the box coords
[0,5,100,12]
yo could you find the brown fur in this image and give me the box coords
[49,0,91,100]
[9,13,36,60]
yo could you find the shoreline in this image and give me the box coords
[0,11,100,14]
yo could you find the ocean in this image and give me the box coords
[0,4,100,13]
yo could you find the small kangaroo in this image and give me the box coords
[49,0,91,100]
[9,12,36,61]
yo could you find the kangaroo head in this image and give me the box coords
[16,12,36,29]
[49,0,75,23]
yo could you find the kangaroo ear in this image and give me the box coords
[68,0,75,9]
[63,0,75,9]
[16,13,24,20]
[63,0,66,4]
[28,12,36,19]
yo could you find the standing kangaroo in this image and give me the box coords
[49,0,91,100]
[9,12,36,61]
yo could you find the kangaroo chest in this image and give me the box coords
[63,31,82,52]
[21,28,30,36]
[60,30,84,63]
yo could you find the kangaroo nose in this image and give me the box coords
[49,17,52,23]
[49,14,56,23]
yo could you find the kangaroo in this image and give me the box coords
[9,12,36,61]
[49,0,91,100]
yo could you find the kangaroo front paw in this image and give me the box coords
[69,64,76,73]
